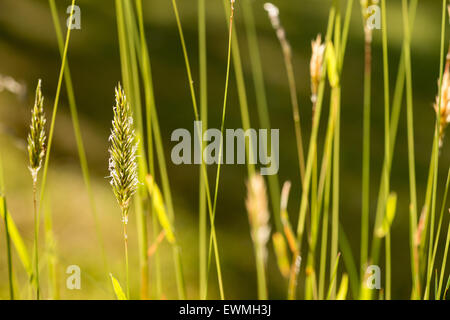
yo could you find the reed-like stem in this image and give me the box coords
[330,3,342,299]
[38,0,75,217]
[430,168,450,299]
[437,205,450,297]
[424,0,447,299]
[318,164,331,299]
[330,86,341,299]
[32,180,39,299]
[385,230,391,299]
[2,196,14,300]
[381,0,392,300]
[198,0,208,300]
[402,0,420,299]
[242,0,281,232]
[135,0,158,300]
[264,3,305,182]
[296,5,336,252]
[43,199,59,300]
[369,0,418,298]
[360,3,372,281]
[48,0,108,277]
[171,0,226,299]
[122,210,130,299]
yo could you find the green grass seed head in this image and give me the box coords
[27,79,46,182]
[108,83,139,218]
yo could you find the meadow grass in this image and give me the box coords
[3,0,450,301]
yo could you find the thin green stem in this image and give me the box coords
[386,231,391,300]
[330,2,342,299]
[47,0,108,276]
[242,0,281,231]
[296,5,336,250]
[438,197,450,297]
[424,0,447,300]
[171,0,225,299]
[255,244,268,300]
[360,7,372,280]
[381,0,391,301]
[38,0,75,221]
[198,0,208,300]
[431,167,450,298]
[318,163,331,300]
[369,0,418,296]
[122,213,130,299]
[330,87,341,299]
[33,180,39,300]
[135,0,158,300]
[2,196,14,300]
[44,198,59,300]
[402,0,420,299]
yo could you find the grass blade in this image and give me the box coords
[0,199,32,280]
[110,273,128,300]
[145,176,175,244]
[336,273,348,300]
[326,252,341,299]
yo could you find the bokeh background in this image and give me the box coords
[0,0,449,299]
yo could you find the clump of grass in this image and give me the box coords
[306,33,325,300]
[246,173,271,300]
[108,83,139,299]
[27,79,47,300]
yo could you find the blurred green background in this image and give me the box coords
[0,0,449,299]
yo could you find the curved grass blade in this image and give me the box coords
[145,175,175,244]
[110,273,127,300]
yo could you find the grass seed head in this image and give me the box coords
[27,79,46,182]
[310,34,326,103]
[264,3,291,58]
[434,51,450,148]
[264,3,280,29]
[246,173,271,260]
[108,83,139,217]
